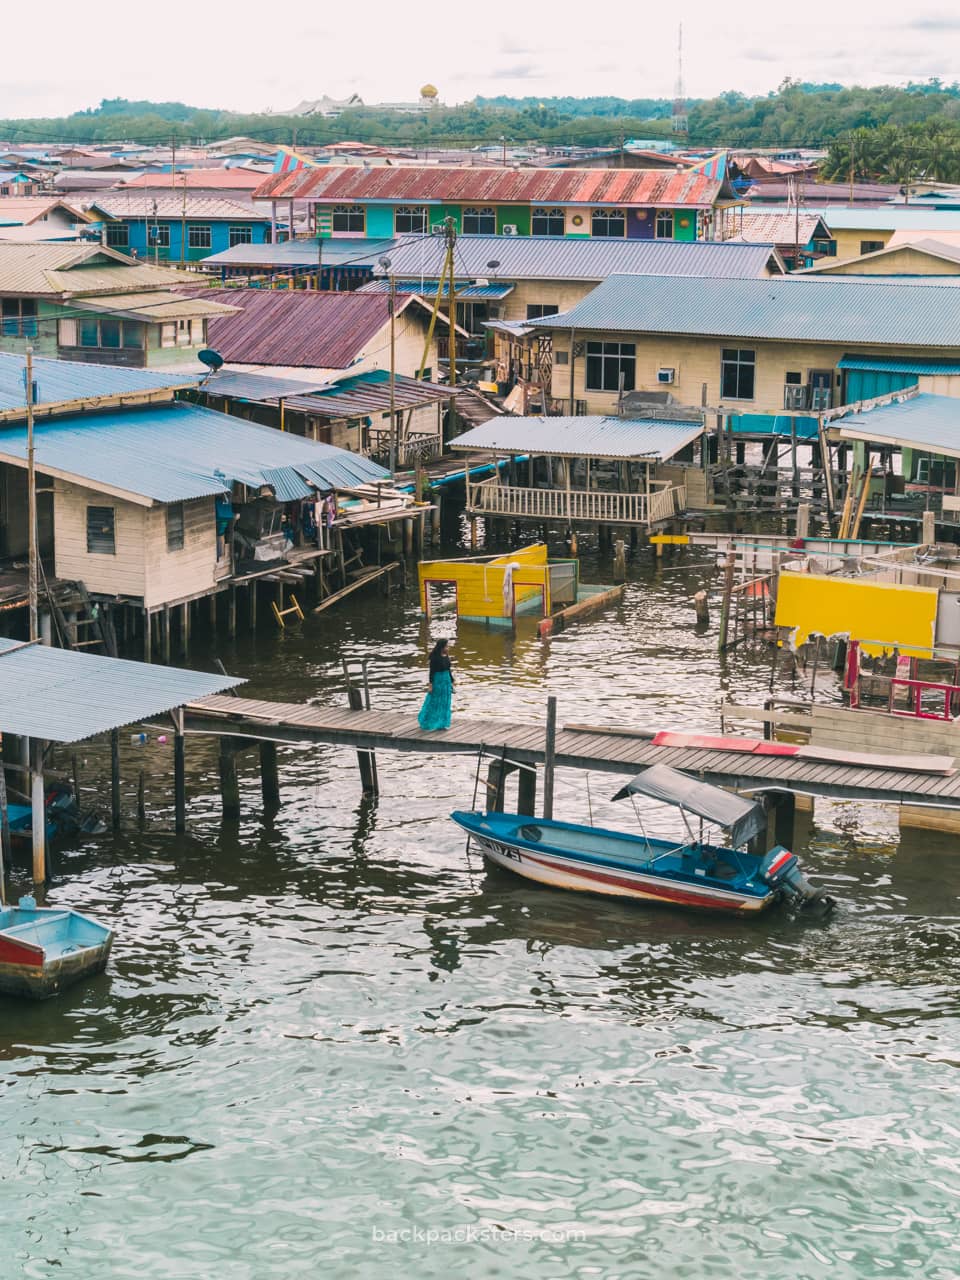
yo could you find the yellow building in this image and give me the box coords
[801,238,960,278]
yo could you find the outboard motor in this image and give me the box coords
[760,847,835,913]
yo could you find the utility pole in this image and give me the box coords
[171,134,176,193]
[179,175,187,267]
[445,217,457,389]
[25,347,37,643]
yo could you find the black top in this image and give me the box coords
[429,652,452,681]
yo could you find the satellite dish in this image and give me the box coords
[198,348,224,372]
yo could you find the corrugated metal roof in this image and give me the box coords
[541,275,960,347]
[765,205,960,232]
[374,234,783,282]
[198,370,333,401]
[121,169,267,190]
[357,279,513,299]
[831,393,960,457]
[254,164,725,209]
[450,415,703,460]
[0,401,390,502]
[281,370,458,418]
[0,636,243,743]
[0,351,195,418]
[187,287,413,368]
[200,238,395,269]
[71,290,238,320]
[838,354,960,374]
[0,197,92,225]
[91,195,271,222]
[0,241,189,297]
[729,210,831,244]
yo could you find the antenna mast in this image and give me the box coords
[672,24,688,137]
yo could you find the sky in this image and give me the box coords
[3,0,960,118]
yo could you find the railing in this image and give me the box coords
[856,674,960,722]
[368,432,443,467]
[467,479,686,526]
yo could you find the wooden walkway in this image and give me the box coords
[184,696,960,809]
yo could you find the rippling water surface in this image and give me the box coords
[3,530,960,1279]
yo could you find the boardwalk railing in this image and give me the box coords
[467,479,686,527]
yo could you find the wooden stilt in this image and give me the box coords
[773,792,796,849]
[517,763,537,816]
[162,605,171,663]
[174,726,186,834]
[259,741,280,812]
[111,729,121,830]
[30,737,45,885]
[250,581,258,627]
[182,601,190,653]
[431,496,441,544]
[209,593,218,629]
[485,756,511,810]
[347,685,378,795]
[0,750,10,901]
[403,518,414,555]
[137,770,146,830]
[543,696,557,821]
[143,609,152,663]
[219,739,240,819]
[228,587,237,638]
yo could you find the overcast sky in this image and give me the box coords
[3,1,960,119]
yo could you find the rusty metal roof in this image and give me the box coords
[121,169,267,191]
[254,164,724,209]
[279,370,456,418]
[189,287,410,369]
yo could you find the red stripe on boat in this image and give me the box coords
[0,936,44,967]
[520,851,759,911]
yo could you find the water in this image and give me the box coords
[3,531,960,1279]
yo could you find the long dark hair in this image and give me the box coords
[429,639,449,662]
[428,638,450,676]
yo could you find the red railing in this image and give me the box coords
[887,678,960,721]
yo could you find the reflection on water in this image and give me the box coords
[3,532,960,1279]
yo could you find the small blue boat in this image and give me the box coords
[0,896,114,998]
[452,763,833,916]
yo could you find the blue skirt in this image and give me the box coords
[418,668,453,730]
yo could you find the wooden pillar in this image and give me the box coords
[228,587,237,638]
[543,696,557,821]
[773,792,796,849]
[613,537,626,581]
[431,495,441,543]
[259,741,280,812]
[693,590,709,625]
[0,749,10,899]
[181,601,190,653]
[717,552,736,653]
[517,764,537,816]
[249,581,258,628]
[30,737,45,885]
[162,605,171,663]
[922,509,936,545]
[137,770,146,830]
[143,609,152,663]
[219,739,240,819]
[403,518,414,555]
[173,722,186,835]
[795,503,811,540]
[485,757,512,811]
[110,729,121,830]
[348,685,378,796]
[209,593,218,629]
[469,517,478,550]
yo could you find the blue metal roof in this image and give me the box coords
[0,637,243,743]
[0,352,196,419]
[831,393,960,457]
[198,371,332,401]
[202,237,396,269]
[797,206,960,231]
[541,275,960,347]
[0,402,391,503]
[358,280,514,300]
[450,415,703,460]
[838,354,960,375]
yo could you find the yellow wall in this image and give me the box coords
[829,228,895,260]
[775,571,938,657]
[809,245,960,276]
[418,543,549,619]
[548,330,953,416]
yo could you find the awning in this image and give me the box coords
[450,415,703,461]
[838,354,960,376]
[611,763,766,846]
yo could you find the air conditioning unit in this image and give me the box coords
[656,367,675,384]
[502,224,519,236]
[783,384,809,410]
[430,223,447,235]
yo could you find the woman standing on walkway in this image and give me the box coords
[418,639,454,731]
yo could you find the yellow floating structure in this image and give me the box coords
[775,571,938,657]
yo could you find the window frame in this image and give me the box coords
[70,315,144,350]
[590,208,626,238]
[394,205,428,235]
[166,501,185,552]
[860,240,885,255]
[0,297,37,338]
[462,206,497,235]
[720,348,756,401]
[585,340,636,393]
[655,210,674,239]
[147,223,170,248]
[525,304,560,321]
[86,505,116,556]
[228,224,253,247]
[105,222,129,248]
[187,224,212,250]
[531,207,565,236]
[332,204,365,234]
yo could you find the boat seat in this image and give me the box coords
[2,913,71,937]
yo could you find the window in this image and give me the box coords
[228,225,253,247]
[590,208,626,237]
[147,224,170,248]
[785,371,802,385]
[462,206,496,235]
[105,222,129,248]
[526,304,560,320]
[332,204,365,233]
[813,238,836,256]
[394,205,428,234]
[655,210,674,238]
[86,506,116,555]
[68,316,143,350]
[187,224,212,250]
[1,297,37,338]
[166,502,185,551]
[585,341,635,392]
[532,207,565,236]
[916,457,957,488]
[860,240,885,255]
[720,348,756,400]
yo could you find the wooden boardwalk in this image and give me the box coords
[184,695,960,809]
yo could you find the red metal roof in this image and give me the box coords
[254,164,723,208]
[122,169,267,191]
[188,288,407,369]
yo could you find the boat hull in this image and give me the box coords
[452,812,777,915]
[0,903,114,999]
[0,939,113,999]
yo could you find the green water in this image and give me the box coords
[3,539,960,1279]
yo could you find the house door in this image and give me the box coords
[808,369,835,410]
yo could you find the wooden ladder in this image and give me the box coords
[47,582,118,656]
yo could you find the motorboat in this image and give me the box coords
[451,763,833,916]
[0,895,113,998]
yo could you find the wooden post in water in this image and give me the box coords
[348,685,379,796]
[0,751,10,902]
[543,696,557,821]
[30,737,45,884]
[110,729,121,830]
[219,739,240,819]
[923,509,936,545]
[173,711,186,834]
[717,552,736,652]
[517,763,537,816]
[228,587,237,638]
[137,770,146,830]
[795,502,811,541]
[143,609,152,663]
[485,754,510,810]
[693,590,709,625]
[773,792,796,849]
[613,538,626,581]
[259,740,280,813]
[162,605,171,663]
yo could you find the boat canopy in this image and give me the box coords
[611,764,766,847]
